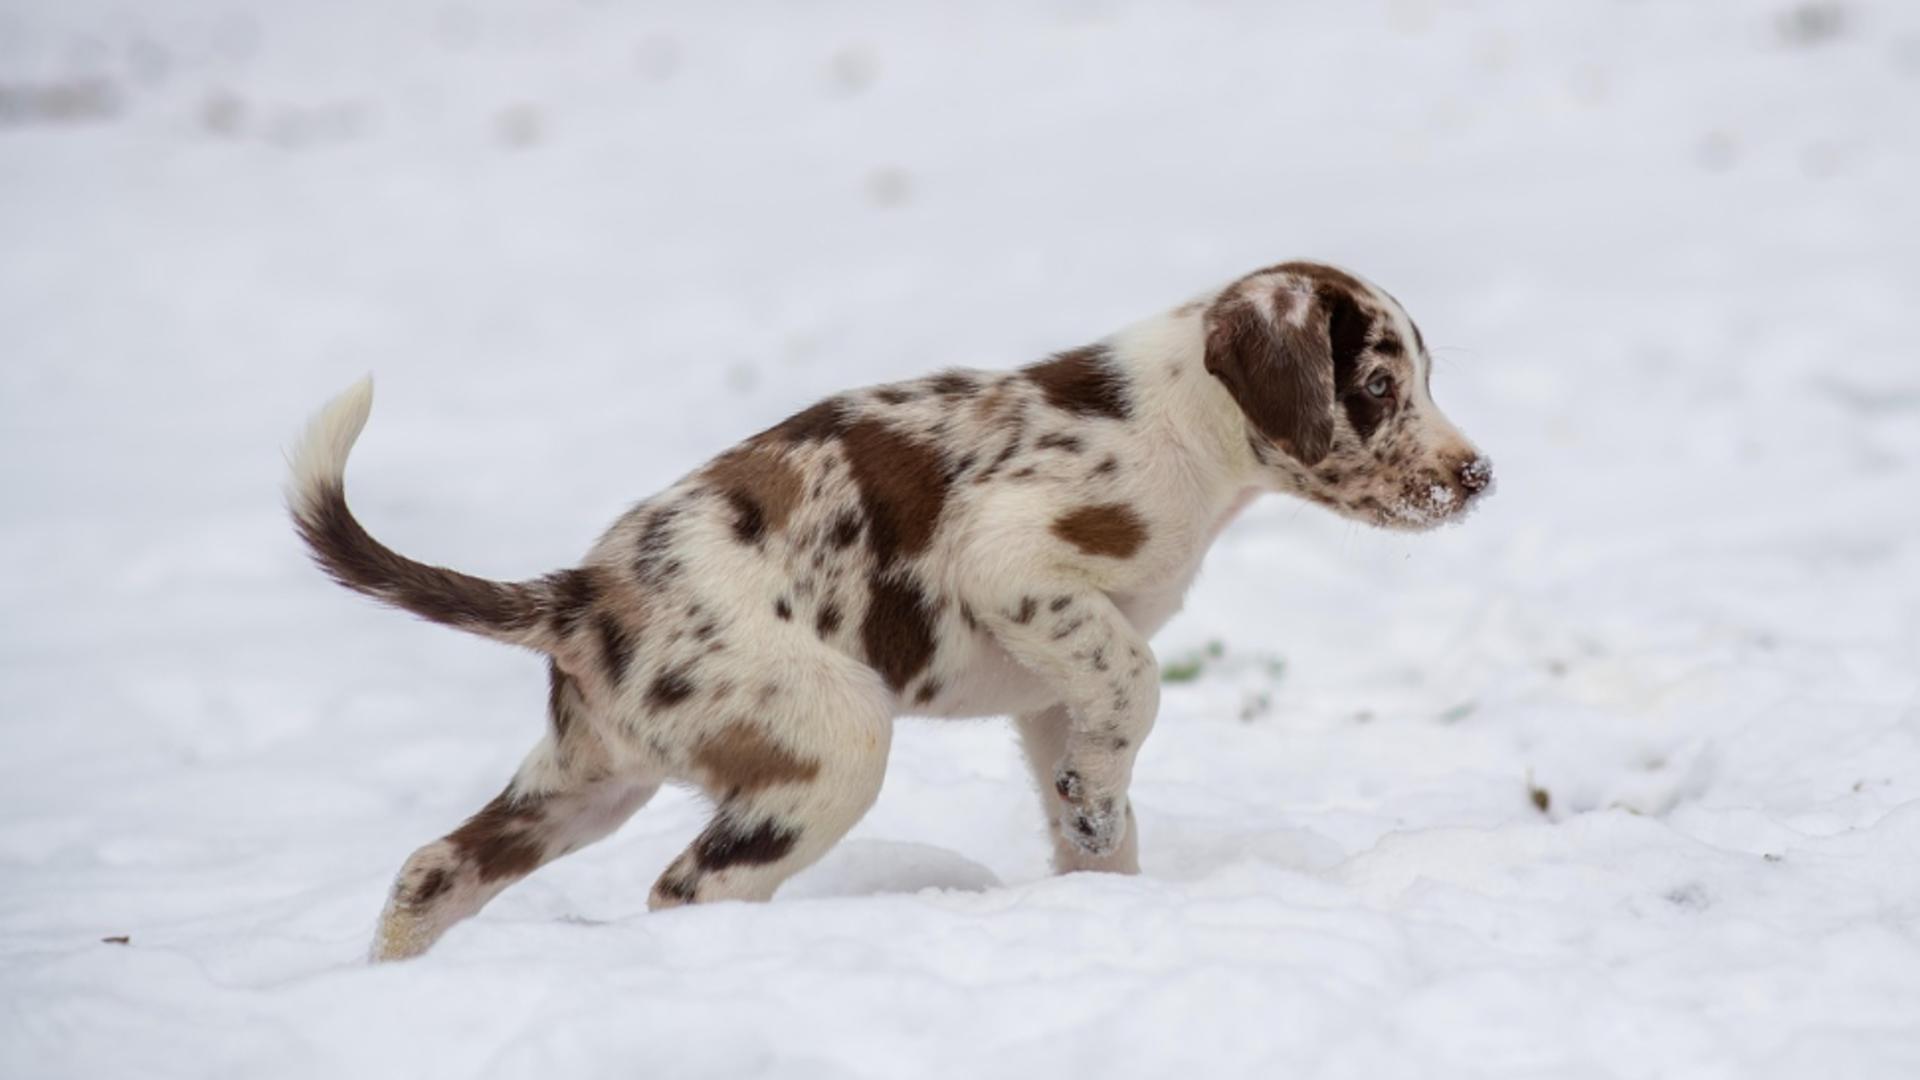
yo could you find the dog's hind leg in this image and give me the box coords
[647,667,892,910]
[370,668,658,962]
[372,769,659,962]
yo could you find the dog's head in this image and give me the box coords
[1202,261,1492,530]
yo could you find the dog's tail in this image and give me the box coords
[286,377,579,656]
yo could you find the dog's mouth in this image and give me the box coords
[1374,472,1495,532]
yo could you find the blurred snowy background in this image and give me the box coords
[3,1,1919,1076]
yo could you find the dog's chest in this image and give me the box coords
[918,547,1210,720]
[912,484,1252,721]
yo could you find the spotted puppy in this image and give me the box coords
[287,260,1493,961]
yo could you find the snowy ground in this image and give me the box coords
[4,0,1920,1076]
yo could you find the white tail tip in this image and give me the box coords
[286,375,375,514]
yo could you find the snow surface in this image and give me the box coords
[4,1,1920,1076]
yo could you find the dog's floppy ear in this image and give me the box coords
[1203,278,1338,466]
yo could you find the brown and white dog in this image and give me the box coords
[287,261,1492,961]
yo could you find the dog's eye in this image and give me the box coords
[1365,374,1392,399]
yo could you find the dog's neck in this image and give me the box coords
[1106,302,1269,531]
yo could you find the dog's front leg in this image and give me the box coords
[984,590,1159,856]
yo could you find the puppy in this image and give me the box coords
[287,261,1492,960]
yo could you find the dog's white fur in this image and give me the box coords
[287,260,1491,960]
[286,374,373,518]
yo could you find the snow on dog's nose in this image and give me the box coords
[1393,452,1495,529]
[1457,455,1494,499]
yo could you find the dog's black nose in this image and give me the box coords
[1457,456,1493,496]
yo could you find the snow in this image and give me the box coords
[4,0,1920,1076]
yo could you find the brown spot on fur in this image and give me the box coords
[816,602,842,637]
[546,567,602,636]
[773,597,792,620]
[653,872,697,904]
[1090,455,1119,478]
[914,680,940,705]
[1023,345,1130,420]
[632,503,684,585]
[971,379,1017,421]
[1052,503,1148,558]
[694,817,800,871]
[694,721,821,795]
[726,491,765,544]
[449,790,546,884]
[1013,597,1037,624]
[828,511,862,550]
[928,370,978,396]
[594,612,635,684]
[547,662,576,739]
[841,419,951,564]
[873,387,916,405]
[974,419,1025,484]
[706,444,804,537]
[862,572,937,693]
[404,867,453,906]
[765,398,851,443]
[1034,432,1083,453]
[647,667,696,709]
[706,443,802,526]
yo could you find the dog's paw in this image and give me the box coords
[1053,766,1127,856]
